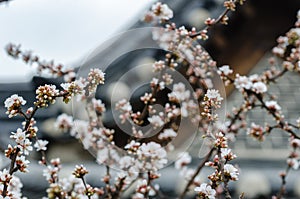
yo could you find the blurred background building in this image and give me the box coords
[1,0,300,198]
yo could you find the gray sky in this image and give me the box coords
[0,0,153,82]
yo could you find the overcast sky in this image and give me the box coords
[0,0,154,82]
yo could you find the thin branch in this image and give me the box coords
[190,0,240,38]
[179,147,215,199]
[80,177,92,199]
[276,166,291,199]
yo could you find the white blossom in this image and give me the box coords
[35,84,59,107]
[151,2,173,21]
[224,164,239,180]
[8,175,23,198]
[60,79,86,96]
[234,75,253,91]
[194,183,216,199]
[265,100,281,111]
[19,138,33,155]
[63,71,76,82]
[55,113,73,132]
[10,128,26,145]
[206,89,223,101]
[148,115,164,129]
[116,99,132,112]
[272,47,285,56]
[16,155,30,173]
[221,148,237,161]
[175,152,192,169]
[92,98,106,114]
[0,169,11,183]
[152,60,165,72]
[158,128,177,140]
[168,83,191,102]
[34,139,49,151]
[86,68,105,95]
[218,65,233,75]
[4,94,26,118]
[252,82,267,94]
[137,142,167,170]
[119,156,135,169]
[287,158,299,170]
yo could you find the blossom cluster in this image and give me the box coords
[2,1,300,199]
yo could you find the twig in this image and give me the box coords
[179,147,215,199]
[276,166,291,199]
[190,0,240,38]
[80,177,92,199]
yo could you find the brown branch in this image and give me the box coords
[80,177,92,199]
[267,68,288,83]
[179,147,215,199]
[5,43,74,78]
[276,166,291,199]
[190,0,240,38]
[253,92,300,139]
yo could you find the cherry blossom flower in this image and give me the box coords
[0,169,12,185]
[10,128,26,145]
[7,175,24,198]
[290,137,300,148]
[55,113,73,132]
[218,65,233,76]
[272,46,285,57]
[247,123,265,141]
[152,60,165,72]
[151,77,165,90]
[194,183,216,199]
[26,107,33,114]
[34,139,49,151]
[223,164,239,181]
[124,140,141,154]
[175,152,192,170]
[16,156,30,173]
[137,142,167,170]
[234,75,253,91]
[116,99,132,123]
[60,79,86,102]
[19,139,33,155]
[4,94,26,118]
[148,115,164,129]
[252,82,267,94]
[148,2,173,22]
[73,165,89,178]
[119,156,135,170]
[168,83,191,102]
[43,165,60,183]
[63,71,76,82]
[35,84,59,108]
[136,179,149,194]
[224,0,236,11]
[97,147,120,165]
[220,148,237,161]
[158,128,177,140]
[205,89,223,103]
[87,68,105,93]
[92,98,106,114]
[162,73,173,85]
[287,158,299,170]
[265,100,281,111]
[214,132,228,148]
